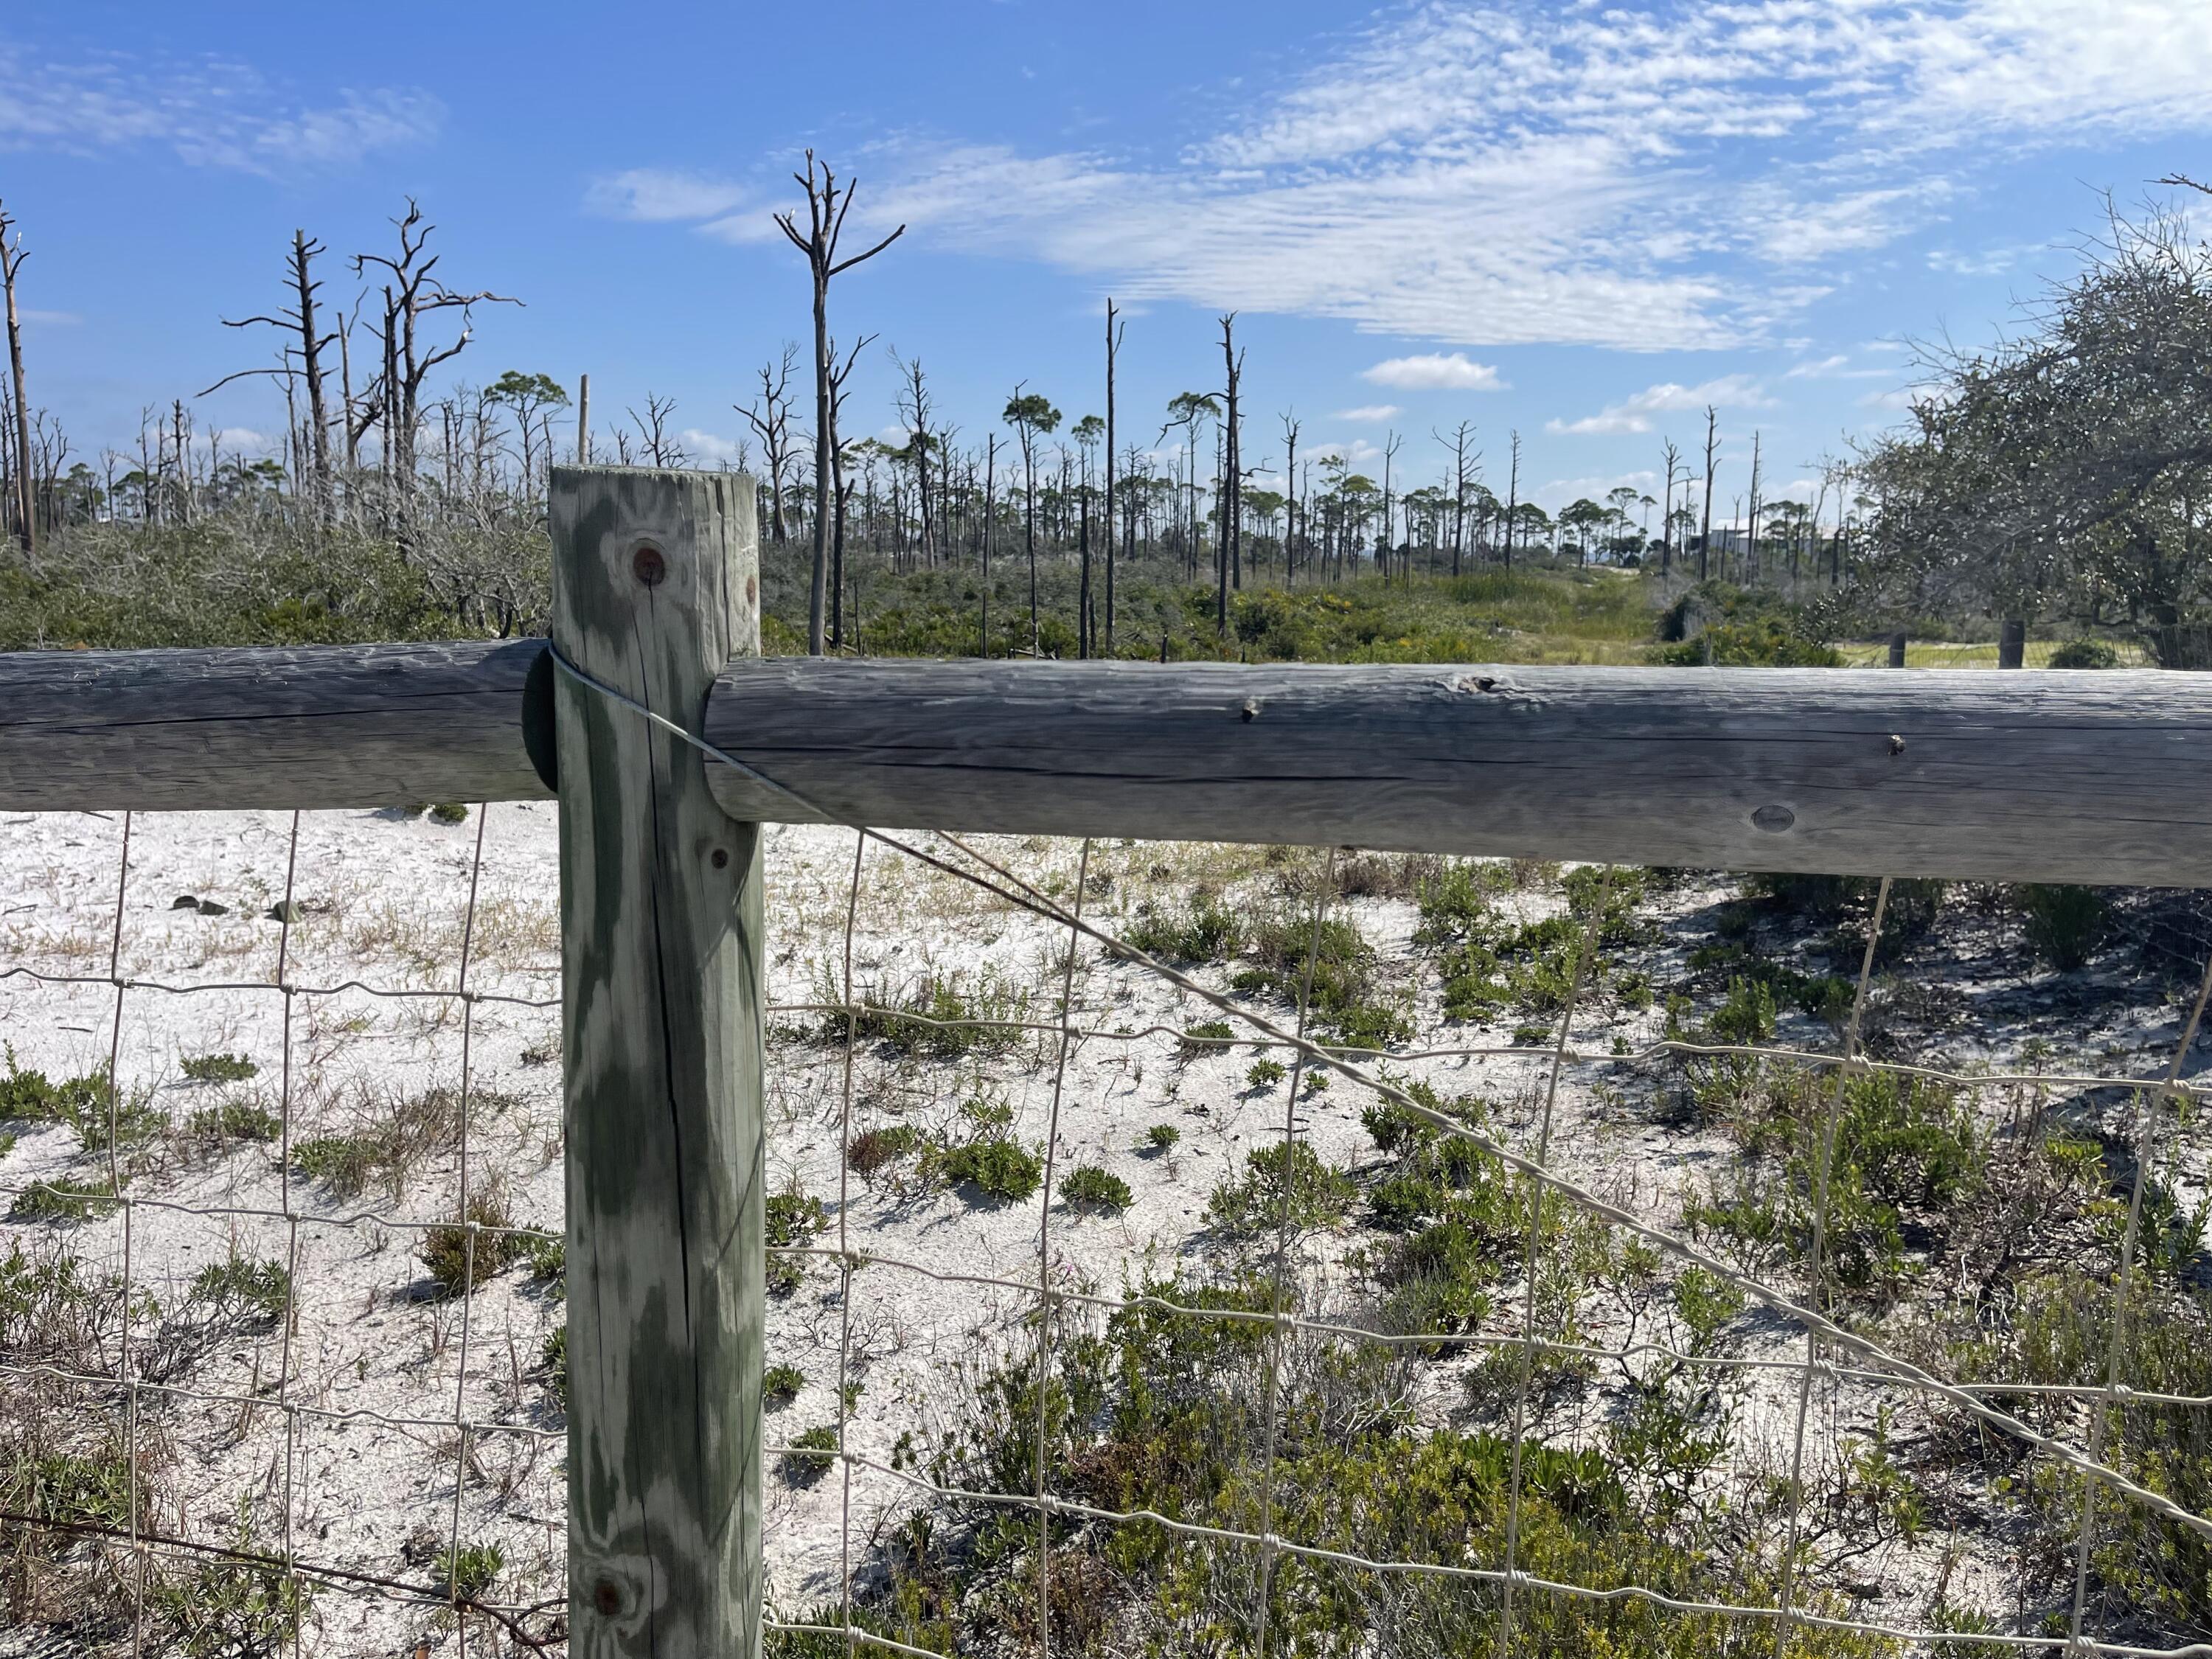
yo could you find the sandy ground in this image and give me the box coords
[1,804,2200,1656]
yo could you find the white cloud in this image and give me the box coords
[586,169,749,222]
[1332,403,1401,422]
[1787,355,1853,379]
[605,1,2212,352]
[1927,240,2053,278]
[0,45,439,174]
[20,308,79,327]
[1547,375,1773,437]
[212,427,274,454]
[1857,387,1920,411]
[681,428,748,464]
[1361,354,1503,392]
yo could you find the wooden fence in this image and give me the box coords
[3,464,2210,1654]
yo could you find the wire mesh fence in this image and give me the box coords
[7,760,2212,1653]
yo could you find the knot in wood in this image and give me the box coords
[592,1577,623,1616]
[1240,698,1260,723]
[631,544,667,587]
[1751,803,1796,834]
[1887,733,1906,756]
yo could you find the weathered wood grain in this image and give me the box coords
[699,658,2212,887]
[553,466,765,1657]
[0,637,552,811]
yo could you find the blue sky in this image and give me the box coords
[5,0,2212,515]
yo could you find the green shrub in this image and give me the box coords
[540,1326,567,1407]
[1245,1057,1287,1089]
[2017,883,2109,970]
[1059,1165,1133,1212]
[1237,909,1413,1047]
[0,1046,104,1122]
[184,1098,281,1146]
[763,1363,806,1405]
[290,1133,381,1196]
[1123,893,1246,961]
[2048,637,2119,668]
[1412,860,1506,947]
[1177,1019,1236,1060]
[940,1138,1043,1204]
[420,1192,529,1298]
[187,1256,291,1325]
[1207,1141,1355,1234]
[1687,1067,1982,1290]
[180,1053,258,1085]
[10,1177,119,1223]
[767,1183,829,1295]
[780,1425,840,1486]
[434,1540,501,1599]
[526,1235,566,1290]
[428,802,470,826]
[1706,976,1778,1045]
[1141,1124,1180,1155]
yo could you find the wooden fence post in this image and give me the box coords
[2000,619,2026,669]
[551,465,765,1657]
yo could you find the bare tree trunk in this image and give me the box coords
[0,207,33,555]
[1281,415,1300,585]
[1700,406,1719,583]
[1503,431,1520,570]
[1105,299,1121,654]
[775,153,904,655]
[1218,314,1242,635]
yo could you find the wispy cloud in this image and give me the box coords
[1547,374,1772,437]
[604,1,2212,352]
[0,41,439,174]
[586,169,750,222]
[1362,353,1503,392]
[1332,403,1402,422]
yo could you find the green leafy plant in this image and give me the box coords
[1207,1141,1355,1234]
[1059,1165,1133,1212]
[180,1053,258,1085]
[780,1425,840,1486]
[764,1363,806,1405]
[184,1098,282,1146]
[1141,1124,1180,1155]
[420,1191,529,1299]
[1176,1020,1235,1061]
[10,1176,119,1223]
[1245,1057,1287,1089]
[939,1138,1043,1204]
[434,1540,502,1599]
[2017,883,2109,970]
[768,1183,829,1295]
[846,1124,920,1180]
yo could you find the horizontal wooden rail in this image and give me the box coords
[0,639,554,813]
[700,659,2212,888]
[4,644,2209,885]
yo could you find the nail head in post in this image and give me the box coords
[632,543,667,587]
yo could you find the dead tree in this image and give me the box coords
[0,203,32,554]
[351,200,518,504]
[739,344,799,541]
[1105,298,1125,652]
[1281,412,1301,583]
[893,353,937,569]
[627,394,687,467]
[776,151,905,655]
[827,333,871,650]
[1437,422,1476,577]
[1217,314,1245,633]
[1660,439,1683,581]
[202,231,336,512]
[1503,431,1522,568]
[1700,405,1720,582]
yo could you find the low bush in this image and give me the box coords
[780,1425,840,1486]
[1207,1141,1355,1234]
[1123,893,1246,962]
[767,1184,829,1295]
[939,1138,1043,1204]
[184,1098,282,1146]
[434,1540,502,1599]
[847,1124,921,1180]
[1176,1020,1236,1061]
[9,1177,119,1223]
[420,1192,529,1299]
[2048,637,2119,669]
[179,1053,258,1085]
[763,1363,806,1405]
[2017,883,2109,970]
[1141,1124,1180,1155]
[1059,1165,1133,1212]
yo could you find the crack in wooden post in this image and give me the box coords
[552,465,764,1658]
